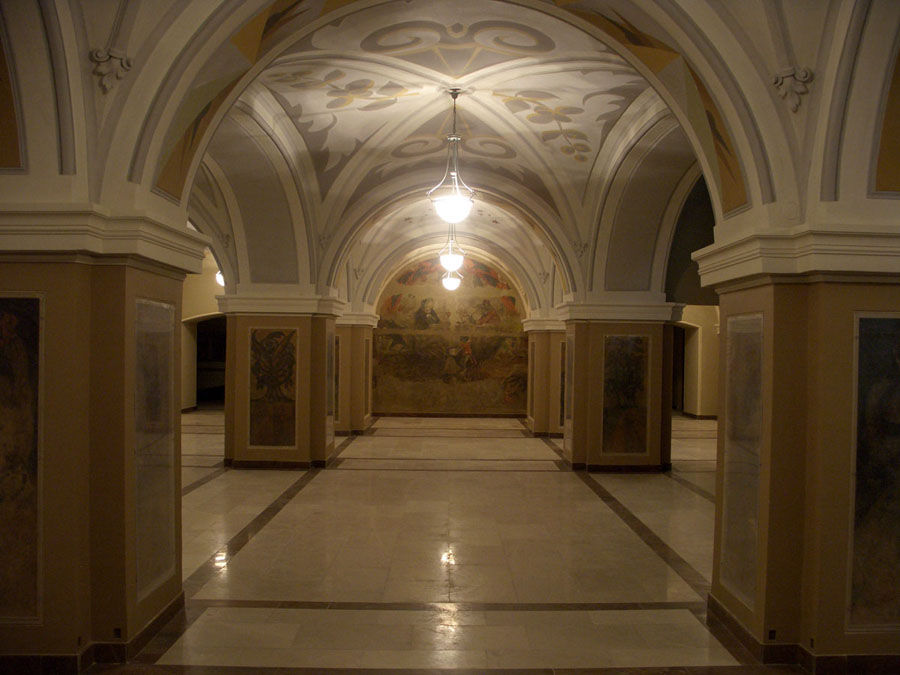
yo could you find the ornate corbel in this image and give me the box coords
[773,66,813,113]
[89,0,137,93]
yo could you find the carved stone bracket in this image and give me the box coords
[89,0,138,94]
[90,48,132,93]
[773,66,813,113]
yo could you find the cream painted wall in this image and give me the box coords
[680,305,719,418]
[182,249,221,409]
[183,249,222,321]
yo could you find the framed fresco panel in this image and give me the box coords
[848,314,900,628]
[601,335,649,454]
[0,295,41,623]
[134,299,176,600]
[249,328,297,447]
[719,313,763,611]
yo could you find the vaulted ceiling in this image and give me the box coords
[187,0,701,316]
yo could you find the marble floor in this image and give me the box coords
[93,412,802,674]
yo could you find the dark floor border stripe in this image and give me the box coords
[182,468,322,600]
[370,432,530,438]
[331,467,560,473]
[181,468,226,496]
[184,599,708,613]
[337,456,559,463]
[89,665,800,674]
[667,470,716,503]
[576,472,711,599]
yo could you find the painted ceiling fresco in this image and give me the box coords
[238,0,653,226]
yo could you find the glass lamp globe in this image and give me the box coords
[432,193,473,224]
[439,238,465,272]
[442,271,462,291]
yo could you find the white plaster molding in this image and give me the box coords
[336,312,379,327]
[693,227,900,287]
[217,294,347,316]
[521,318,566,332]
[0,209,208,273]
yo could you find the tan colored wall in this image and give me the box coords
[182,250,221,321]
[526,331,565,435]
[680,305,719,417]
[336,325,374,434]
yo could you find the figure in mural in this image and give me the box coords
[443,336,478,382]
[374,258,527,414]
[413,298,440,329]
[475,299,500,326]
[851,324,900,625]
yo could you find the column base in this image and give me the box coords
[0,593,185,673]
[707,595,900,674]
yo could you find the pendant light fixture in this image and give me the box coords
[442,270,462,291]
[427,88,475,225]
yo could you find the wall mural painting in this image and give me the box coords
[374,258,527,415]
[134,299,176,600]
[850,316,900,627]
[249,328,297,447]
[0,297,40,621]
[602,336,648,454]
[720,314,763,611]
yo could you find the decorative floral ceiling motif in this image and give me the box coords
[230,0,660,234]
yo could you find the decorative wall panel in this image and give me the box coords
[850,316,900,627]
[720,314,762,610]
[249,328,297,447]
[134,299,175,599]
[374,258,526,414]
[0,297,40,621]
[602,335,648,454]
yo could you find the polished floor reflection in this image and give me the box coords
[105,412,802,673]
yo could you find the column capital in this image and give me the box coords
[521,318,566,332]
[693,225,900,288]
[217,293,347,316]
[558,292,683,322]
[336,312,379,328]
[0,206,208,273]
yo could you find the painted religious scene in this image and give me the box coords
[249,328,297,447]
[720,314,763,611]
[602,335,649,454]
[850,316,900,626]
[374,258,527,415]
[134,299,176,599]
[0,297,40,620]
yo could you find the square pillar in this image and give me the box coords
[0,257,185,671]
[563,320,672,470]
[526,330,565,436]
[224,313,336,468]
[709,277,900,673]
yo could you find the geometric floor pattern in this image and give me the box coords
[92,413,802,674]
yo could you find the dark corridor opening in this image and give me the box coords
[196,315,226,406]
